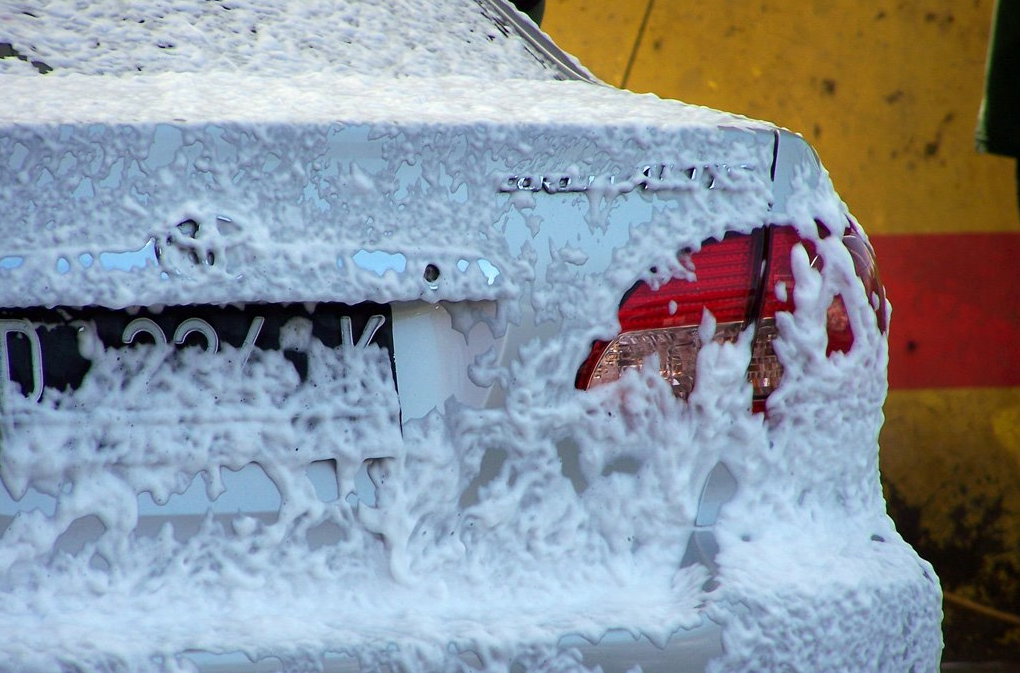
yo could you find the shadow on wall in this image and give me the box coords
[887,481,1020,661]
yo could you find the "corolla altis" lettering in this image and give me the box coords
[497,163,756,194]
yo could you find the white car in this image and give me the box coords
[0,1,941,671]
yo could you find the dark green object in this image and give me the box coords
[977,0,1020,158]
[510,0,545,26]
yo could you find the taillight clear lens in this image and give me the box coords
[582,322,744,399]
[576,222,886,410]
[747,317,782,397]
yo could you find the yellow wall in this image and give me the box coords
[542,0,1020,660]
[545,0,1018,234]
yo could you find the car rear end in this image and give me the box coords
[0,2,941,671]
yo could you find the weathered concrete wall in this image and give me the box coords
[543,0,1020,660]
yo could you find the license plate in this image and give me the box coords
[0,302,394,402]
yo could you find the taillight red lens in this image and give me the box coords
[841,229,887,333]
[615,231,764,331]
[576,221,886,409]
[764,223,887,356]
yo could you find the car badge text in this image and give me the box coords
[498,163,756,194]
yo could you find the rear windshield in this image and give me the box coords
[0,0,559,79]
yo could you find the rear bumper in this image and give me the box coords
[0,523,941,672]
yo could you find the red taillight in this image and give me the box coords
[842,228,887,333]
[575,230,762,399]
[615,230,764,331]
[576,222,886,410]
[765,223,887,356]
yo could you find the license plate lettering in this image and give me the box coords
[0,304,392,400]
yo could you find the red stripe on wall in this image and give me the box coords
[871,232,1020,389]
